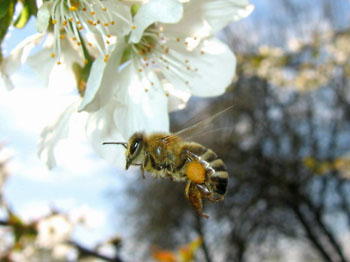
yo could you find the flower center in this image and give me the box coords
[49,0,119,64]
[129,24,204,94]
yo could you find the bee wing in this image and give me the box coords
[160,106,233,143]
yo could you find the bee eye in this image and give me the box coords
[130,141,140,155]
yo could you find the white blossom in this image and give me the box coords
[36,0,132,64]
[78,0,253,139]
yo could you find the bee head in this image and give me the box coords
[125,132,144,170]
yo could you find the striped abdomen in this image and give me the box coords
[180,143,229,200]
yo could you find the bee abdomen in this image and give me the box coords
[201,150,228,197]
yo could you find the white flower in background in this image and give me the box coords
[36,0,132,64]
[78,0,254,139]
[0,34,43,90]
[36,214,72,248]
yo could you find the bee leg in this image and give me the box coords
[185,181,209,219]
[196,183,211,196]
[141,166,146,179]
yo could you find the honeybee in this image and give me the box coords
[103,107,231,218]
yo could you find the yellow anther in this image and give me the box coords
[84,59,88,64]
[88,20,94,25]
[78,26,83,30]
[104,54,109,62]
[69,18,74,22]
[102,7,107,11]
[72,37,77,41]
[200,50,205,55]
[166,66,169,70]
[77,42,81,46]
[111,21,115,25]
[50,53,55,58]
[82,7,86,11]
[176,37,180,42]
[88,42,92,46]
[62,20,68,26]
[165,92,169,97]
[52,19,57,24]
[106,34,111,38]
[104,23,108,26]
[57,61,62,65]
[76,21,80,25]
[138,68,143,72]
[106,40,110,45]
[90,11,95,15]
[186,66,190,70]
[165,48,169,54]
[60,35,64,40]
[69,6,78,11]
[131,25,136,30]
[97,20,100,24]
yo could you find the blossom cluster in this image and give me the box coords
[0,0,254,168]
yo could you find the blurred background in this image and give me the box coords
[1,0,350,261]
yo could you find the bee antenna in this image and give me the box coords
[102,142,128,149]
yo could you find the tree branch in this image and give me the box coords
[290,203,334,262]
[70,241,126,262]
[194,215,212,262]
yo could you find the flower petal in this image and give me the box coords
[78,42,126,112]
[38,101,79,169]
[163,0,254,38]
[129,0,183,43]
[86,103,126,168]
[113,60,170,139]
[161,37,236,97]
[36,2,52,33]
[0,33,44,90]
[27,35,81,92]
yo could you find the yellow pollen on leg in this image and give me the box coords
[186,161,205,184]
